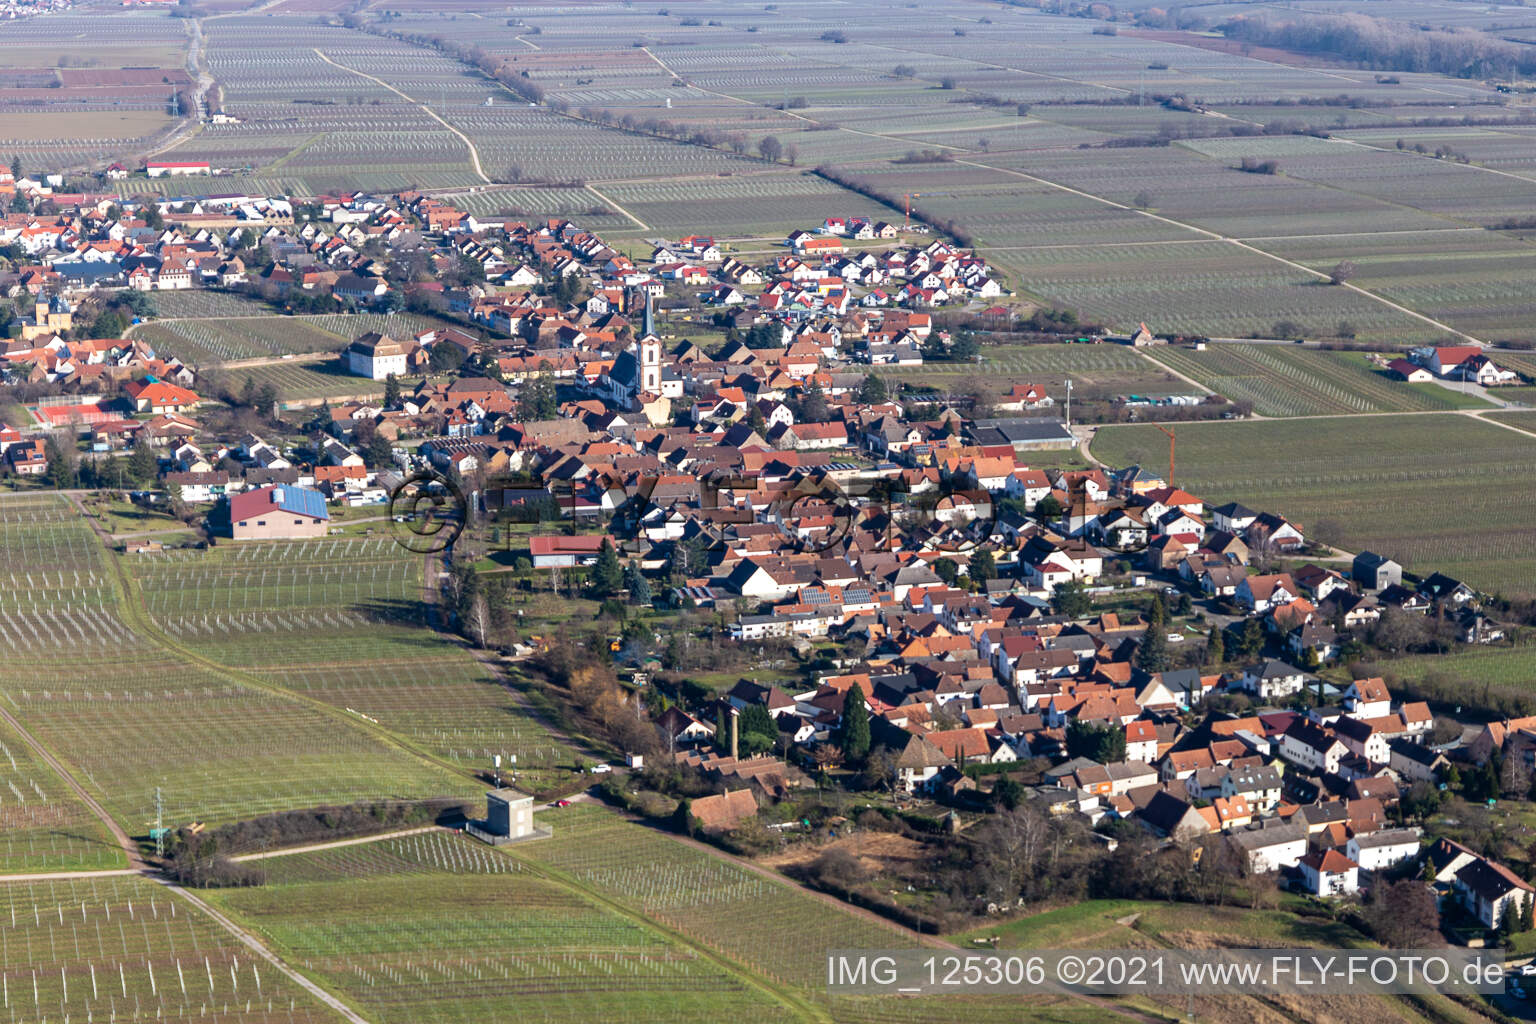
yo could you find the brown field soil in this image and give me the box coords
[0,109,172,140]
[0,46,186,68]
[1124,29,1347,69]
[757,830,934,880]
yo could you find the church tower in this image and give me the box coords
[640,292,660,394]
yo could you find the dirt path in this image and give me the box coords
[313,48,491,184]
[231,825,439,862]
[153,878,372,1024]
[585,183,649,231]
[948,156,1485,345]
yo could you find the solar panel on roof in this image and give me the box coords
[275,486,329,521]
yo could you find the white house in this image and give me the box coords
[1298,849,1359,897]
[345,332,407,381]
[1347,827,1421,872]
[1279,719,1346,774]
[1228,820,1307,875]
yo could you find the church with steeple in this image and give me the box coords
[599,291,678,424]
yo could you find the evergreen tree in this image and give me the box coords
[1136,622,1170,674]
[968,549,995,589]
[128,434,158,486]
[1238,617,1265,658]
[931,557,959,587]
[795,380,827,423]
[1207,625,1225,664]
[838,684,871,765]
[516,376,557,421]
[623,560,651,606]
[383,373,402,408]
[590,539,623,598]
[858,374,887,404]
[1522,895,1534,933]
[1148,593,1167,627]
[670,798,697,837]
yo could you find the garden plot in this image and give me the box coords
[0,876,337,1024]
[205,831,796,1024]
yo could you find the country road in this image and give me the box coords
[313,48,491,184]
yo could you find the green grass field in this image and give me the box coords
[1092,414,1536,597]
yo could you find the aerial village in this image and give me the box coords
[1,162,1533,942]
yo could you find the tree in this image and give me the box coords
[90,309,127,339]
[1136,622,1170,674]
[383,373,402,408]
[590,539,623,599]
[1207,625,1225,665]
[1066,719,1126,763]
[517,376,558,421]
[858,374,887,403]
[757,135,783,162]
[838,684,871,766]
[129,433,158,486]
[44,431,78,489]
[1329,259,1358,286]
[738,703,778,756]
[931,557,959,587]
[670,798,699,837]
[623,560,652,606]
[1361,878,1440,947]
[8,156,18,180]
[364,433,393,469]
[1034,494,1064,519]
[794,380,827,423]
[429,343,466,374]
[994,775,1025,810]
[968,548,995,589]
[1052,579,1091,619]
[1238,617,1265,658]
[1133,190,1153,209]
[143,205,164,231]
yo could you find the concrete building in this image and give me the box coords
[469,788,551,846]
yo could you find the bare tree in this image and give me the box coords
[1329,259,1358,286]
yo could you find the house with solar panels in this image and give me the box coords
[227,485,330,540]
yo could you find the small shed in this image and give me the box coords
[468,787,550,846]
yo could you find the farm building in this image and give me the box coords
[529,534,612,569]
[228,485,330,540]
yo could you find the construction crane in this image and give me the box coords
[1154,423,1176,487]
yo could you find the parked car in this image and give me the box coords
[553,799,571,808]
[590,764,613,774]
[1166,633,1185,643]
